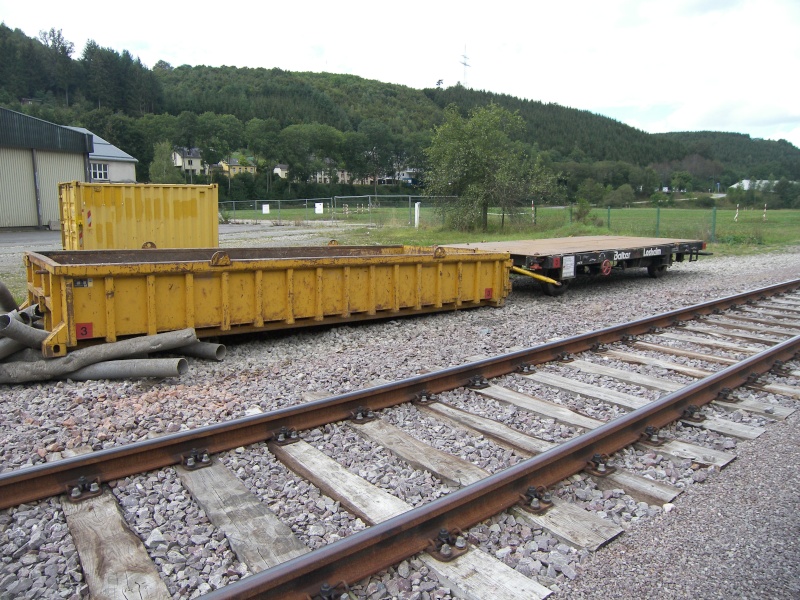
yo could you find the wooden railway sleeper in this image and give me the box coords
[425,528,469,562]
[518,485,554,515]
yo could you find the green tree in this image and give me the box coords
[670,170,694,193]
[148,140,183,183]
[576,179,606,205]
[38,28,74,106]
[425,103,558,231]
[605,184,636,207]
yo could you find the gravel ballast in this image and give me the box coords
[1,227,798,599]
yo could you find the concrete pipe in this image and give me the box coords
[1,347,42,363]
[0,337,26,361]
[0,328,198,384]
[0,313,50,348]
[174,340,227,361]
[0,282,17,313]
[66,358,189,381]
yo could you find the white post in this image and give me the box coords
[414,202,421,228]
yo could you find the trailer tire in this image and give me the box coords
[647,264,668,278]
[540,279,570,296]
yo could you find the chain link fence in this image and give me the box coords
[218,197,797,244]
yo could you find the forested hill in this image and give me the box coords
[153,65,800,177]
[656,131,800,181]
[2,22,799,183]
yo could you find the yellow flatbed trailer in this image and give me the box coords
[448,236,708,296]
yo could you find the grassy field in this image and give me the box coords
[224,202,800,250]
[325,207,800,254]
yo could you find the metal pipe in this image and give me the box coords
[0,282,18,312]
[65,358,189,381]
[172,341,227,361]
[0,313,49,348]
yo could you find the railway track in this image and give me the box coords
[2,280,799,599]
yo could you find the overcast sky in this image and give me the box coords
[3,0,799,149]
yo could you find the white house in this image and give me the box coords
[65,127,137,183]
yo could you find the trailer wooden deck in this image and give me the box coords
[448,236,707,296]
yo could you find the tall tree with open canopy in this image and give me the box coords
[425,103,560,231]
[148,140,183,183]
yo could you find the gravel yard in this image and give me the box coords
[1,226,798,599]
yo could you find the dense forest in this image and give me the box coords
[2,23,799,207]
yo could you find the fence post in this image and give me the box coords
[655,205,660,237]
[569,204,573,224]
[711,206,716,243]
[278,200,281,225]
[607,206,611,229]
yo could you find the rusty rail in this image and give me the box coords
[201,332,800,599]
[0,279,798,510]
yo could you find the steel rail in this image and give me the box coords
[0,279,797,510]
[201,332,800,600]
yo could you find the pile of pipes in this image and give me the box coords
[0,281,225,385]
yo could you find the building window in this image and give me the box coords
[91,163,109,181]
[188,159,193,166]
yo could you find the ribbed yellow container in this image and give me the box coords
[58,182,219,250]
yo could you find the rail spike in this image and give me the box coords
[273,426,300,445]
[585,453,617,477]
[181,448,212,471]
[66,476,103,503]
[349,406,377,423]
[519,485,553,515]
[639,425,666,446]
[426,527,469,562]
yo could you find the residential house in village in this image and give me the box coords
[273,164,289,179]
[65,126,138,183]
[172,147,204,180]
[219,157,256,177]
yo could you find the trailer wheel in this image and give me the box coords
[647,264,668,278]
[540,279,570,296]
